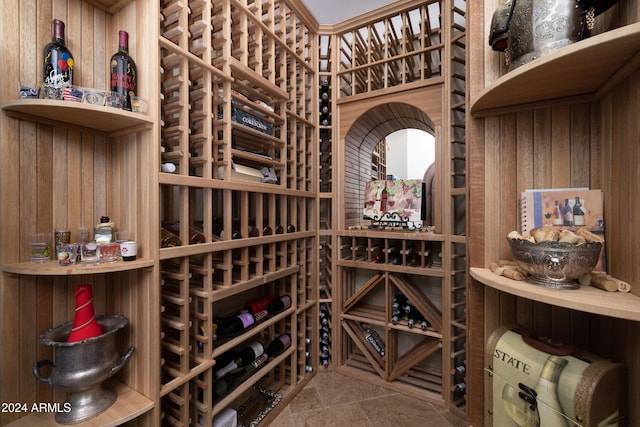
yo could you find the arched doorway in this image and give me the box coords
[339,101,441,230]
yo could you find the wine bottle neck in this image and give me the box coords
[52,20,66,45]
[118,30,129,53]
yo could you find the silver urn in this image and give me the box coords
[508,238,602,289]
[33,315,134,424]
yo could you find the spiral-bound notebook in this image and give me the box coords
[520,187,606,270]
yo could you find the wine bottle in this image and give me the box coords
[454,363,466,381]
[380,183,389,212]
[320,324,331,340]
[573,196,585,226]
[453,382,466,393]
[391,308,402,325]
[363,324,385,359]
[161,228,182,247]
[162,221,205,245]
[534,356,569,426]
[244,295,276,316]
[213,341,264,379]
[553,200,563,225]
[43,19,74,100]
[213,352,269,400]
[407,305,429,330]
[265,333,291,357]
[563,198,574,226]
[320,350,330,368]
[392,292,408,312]
[110,30,137,111]
[215,312,255,339]
[253,294,291,322]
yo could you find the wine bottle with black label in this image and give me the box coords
[43,19,74,100]
[110,30,137,110]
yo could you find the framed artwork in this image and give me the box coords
[363,179,423,226]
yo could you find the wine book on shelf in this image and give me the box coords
[519,187,606,271]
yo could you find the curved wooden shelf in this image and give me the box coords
[470,267,640,322]
[2,258,154,276]
[471,23,640,116]
[1,99,153,136]
[5,379,153,427]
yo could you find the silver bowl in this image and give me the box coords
[507,238,602,289]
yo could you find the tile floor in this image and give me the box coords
[269,371,467,427]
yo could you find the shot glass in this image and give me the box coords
[54,228,71,259]
[78,227,91,244]
[119,241,138,261]
[99,242,120,263]
[81,242,100,266]
[57,243,78,266]
[29,233,52,263]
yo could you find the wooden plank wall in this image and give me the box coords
[1,1,159,425]
[467,0,640,425]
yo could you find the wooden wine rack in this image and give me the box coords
[157,0,319,424]
[328,0,468,417]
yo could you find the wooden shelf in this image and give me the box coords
[1,99,153,136]
[2,258,155,276]
[470,267,640,322]
[6,379,154,427]
[470,23,640,116]
[338,229,445,241]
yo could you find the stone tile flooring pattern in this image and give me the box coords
[269,371,467,426]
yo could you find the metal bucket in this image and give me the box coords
[489,0,619,70]
[33,315,134,424]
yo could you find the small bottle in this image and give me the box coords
[573,196,585,226]
[95,216,115,243]
[453,382,466,394]
[110,30,137,111]
[265,333,291,358]
[43,19,74,100]
[215,312,255,338]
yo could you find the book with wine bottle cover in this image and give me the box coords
[519,187,606,270]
